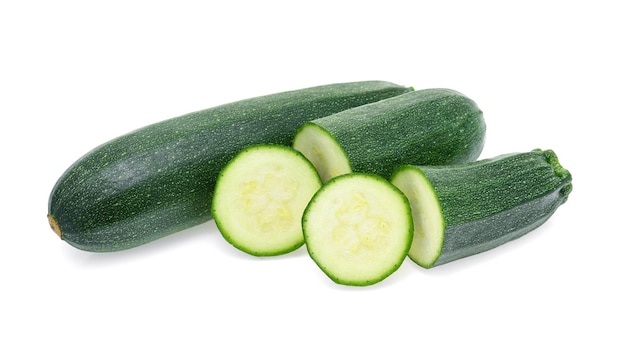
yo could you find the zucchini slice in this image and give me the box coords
[212,145,322,256]
[390,149,573,268]
[302,174,413,286]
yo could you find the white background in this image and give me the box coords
[2,1,624,363]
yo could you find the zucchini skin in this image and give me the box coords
[48,81,412,252]
[406,149,572,267]
[302,88,486,179]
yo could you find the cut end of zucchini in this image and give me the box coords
[293,122,351,183]
[303,174,413,286]
[212,145,322,256]
[47,214,62,239]
[391,166,444,268]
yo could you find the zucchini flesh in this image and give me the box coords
[291,123,351,183]
[293,88,486,182]
[212,145,322,256]
[390,149,573,268]
[303,174,413,286]
[47,81,411,252]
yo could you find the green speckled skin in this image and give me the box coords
[48,81,412,252]
[303,88,486,179]
[419,149,572,267]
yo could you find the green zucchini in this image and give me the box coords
[390,149,573,268]
[292,88,486,182]
[303,173,413,286]
[48,81,412,252]
[212,145,322,256]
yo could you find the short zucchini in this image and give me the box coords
[48,81,412,252]
[390,149,573,268]
[303,173,413,286]
[293,88,486,182]
[212,145,322,256]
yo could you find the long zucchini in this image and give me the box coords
[48,81,412,252]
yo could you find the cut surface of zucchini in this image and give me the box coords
[302,173,413,286]
[292,122,351,183]
[390,166,444,268]
[212,145,322,256]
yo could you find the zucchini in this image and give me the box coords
[212,145,322,256]
[302,173,413,286]
[390,149,573,268]
[48,81,412,252]
[292,88,486,182]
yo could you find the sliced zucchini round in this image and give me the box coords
[302,173,413,286]
[212,145,322,256]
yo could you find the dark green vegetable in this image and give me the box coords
[293,88,486,182]
[390,149,573,268]
[48,81,412,252]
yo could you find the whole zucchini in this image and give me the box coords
[48,81,412,252]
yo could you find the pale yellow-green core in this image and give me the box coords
[238,169,301,234]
